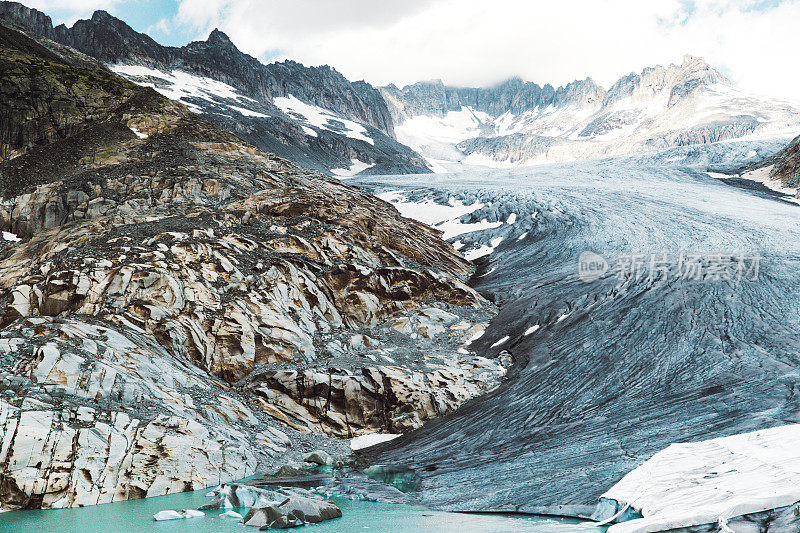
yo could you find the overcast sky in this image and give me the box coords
[21,0,800,100]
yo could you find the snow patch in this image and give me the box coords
[464,236,504,261]
[110,64,256,115]
[129,126,148,139]
[706,171,730,180]
[228,105,269,118]
[396,106,491,151]
[330,159,375,178]
[740,166,800,203]
[2,232,21,242]
[350,433,401,450]
[490,335,510,348]
[377,191,501,239]
[274,95,374,145]
[464,330,485,346]
[524,324,540,335]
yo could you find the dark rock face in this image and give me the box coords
[382,77,604,120]
[0,24,138,159]
[0,1,427,175]
[771,134,800,188]
[0,3,391,136]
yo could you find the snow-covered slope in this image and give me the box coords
[108,62,429,177]
[0,3,431,177]
[383,56,800,170]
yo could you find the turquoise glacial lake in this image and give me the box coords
[0,487,605,532]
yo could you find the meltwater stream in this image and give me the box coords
[352,140,800,515]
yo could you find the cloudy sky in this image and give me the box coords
[21,0,800,99]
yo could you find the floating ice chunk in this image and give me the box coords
[153,509,204,521]
[350,433,401,450]
[220,510,242,519]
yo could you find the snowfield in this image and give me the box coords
[110,64,257,115]
[274,95,374,145]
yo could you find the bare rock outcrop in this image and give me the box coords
[0,24,508,510]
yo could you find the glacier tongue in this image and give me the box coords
[599,424,800,533]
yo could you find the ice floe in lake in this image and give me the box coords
[153,509,204,521]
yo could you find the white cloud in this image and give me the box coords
[169,0,800,100]
[19,0,122,26]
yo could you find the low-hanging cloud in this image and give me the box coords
[19,0,800,100]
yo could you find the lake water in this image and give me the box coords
[0,488,605,532]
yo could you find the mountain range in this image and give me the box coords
[2,1,799,177]
[383,57,800,169]
[0,2,427,176]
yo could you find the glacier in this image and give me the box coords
[353,136,800,529]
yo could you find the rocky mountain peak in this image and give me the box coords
[0,1,54,37]
[206,28,233,47]
[90,9,114,23]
